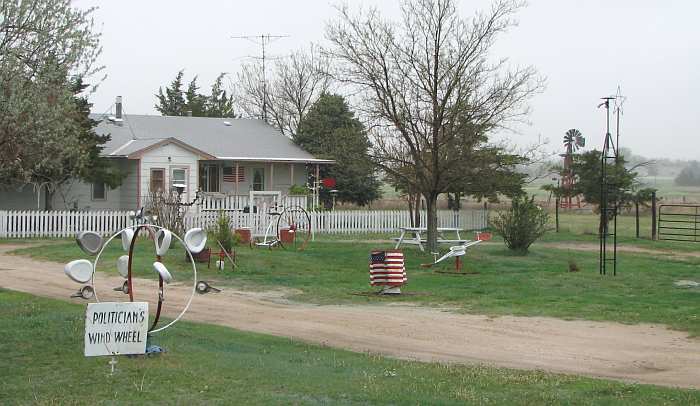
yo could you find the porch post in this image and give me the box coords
[315,164,320,208]
[270,163,274,190]
[289,163,294,186]
[235,162,239,196]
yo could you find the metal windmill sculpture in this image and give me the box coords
[560,129,585,208]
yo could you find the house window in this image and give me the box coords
[223,166,245,183]
[92,182,106,200]
[171,168,187,193]
[252,168,265,191]
[150,168,165,192]
[200,165,219,192]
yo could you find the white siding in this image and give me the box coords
[0,185,44,210]
[139,143,199,206]
[119,159,139,209]
[47,159,135,211]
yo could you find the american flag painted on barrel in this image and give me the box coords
[369,250,407,286]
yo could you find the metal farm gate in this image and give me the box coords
[658,204,700,242]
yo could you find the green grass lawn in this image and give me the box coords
[1,289,698,405]
[11,218,700,336]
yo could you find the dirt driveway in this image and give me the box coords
[1,244,699,389]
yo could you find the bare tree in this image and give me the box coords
[144,191,186,236]
[236,46,331,137]
[326,0,544,251]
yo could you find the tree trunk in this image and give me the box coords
[407,195,415,227]
[45,187,54,211]
[413,194,421,228]
[425,193,438,253]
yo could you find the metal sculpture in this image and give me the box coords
[560,129,585,209]
[65,225,211,339]
[276,205,312,250]
[598,87,625,276]
[256,205,312,250]
[420,240,482,272]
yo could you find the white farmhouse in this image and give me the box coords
[0,98,332,211]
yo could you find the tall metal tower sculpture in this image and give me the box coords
[598,88,625,276]
[560,129,585,208]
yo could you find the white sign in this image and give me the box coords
[84,302,149,357]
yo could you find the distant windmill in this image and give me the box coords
[560,129,585,209]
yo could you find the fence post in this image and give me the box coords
[635,201,640,239]
[651,191,657,240]
[0,211,6,238]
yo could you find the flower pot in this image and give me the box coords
[235,228,251,243]
[279,228,295,244]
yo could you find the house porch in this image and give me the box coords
[197,160,314,211]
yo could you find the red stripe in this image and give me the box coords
[370,272,407,276]
[370,275,407,279]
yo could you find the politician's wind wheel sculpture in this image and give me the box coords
[64,225,209,335]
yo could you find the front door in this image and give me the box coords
[252,168,265,191]
[200,164,219,193]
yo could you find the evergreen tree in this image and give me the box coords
[295,93,381,206]
[206,73,235,118]
[155,70,186,115]
[184,76,206,117]
[155,71,234,118]
[72,78,124,188]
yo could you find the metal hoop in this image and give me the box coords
[91,224,197,335]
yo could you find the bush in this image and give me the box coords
[491,195,549,254]
[288,184,309,195]
[213,211,234,252]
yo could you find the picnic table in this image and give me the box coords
[393,227,468,252]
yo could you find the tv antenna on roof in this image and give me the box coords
[232,34,289,122]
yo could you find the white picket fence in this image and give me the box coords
[310,210,488,234]
[0,210,132,238]
[0,209,488,238]
[198,194,308,211]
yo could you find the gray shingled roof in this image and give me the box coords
[92,114,332,163]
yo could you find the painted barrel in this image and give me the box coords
[369,250,407,287]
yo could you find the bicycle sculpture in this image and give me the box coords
[255,205,312,250]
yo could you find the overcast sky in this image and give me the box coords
[74,0,698,160]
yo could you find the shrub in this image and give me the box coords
[214,211,234,252]
[491,195,549,254]
[288,184,309,195]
